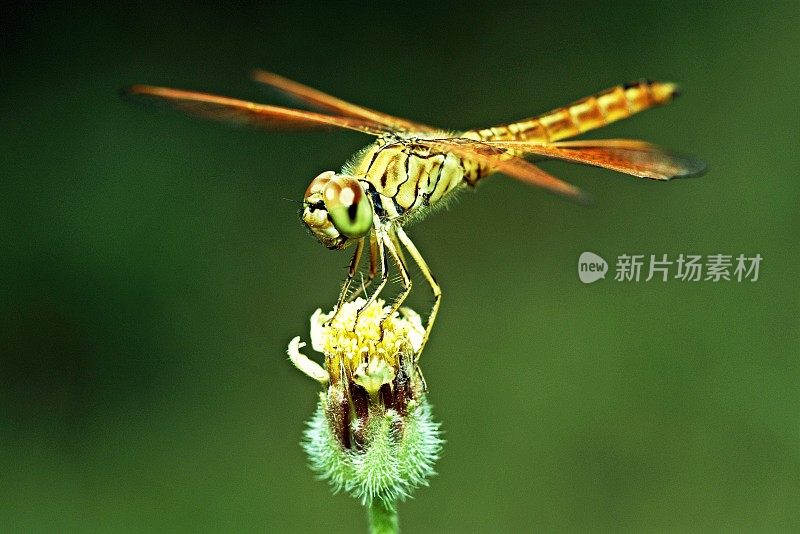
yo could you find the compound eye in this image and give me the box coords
[305,170,336,200]
[323,177,373,238]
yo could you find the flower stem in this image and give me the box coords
[367,500,399,534]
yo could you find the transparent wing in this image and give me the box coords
[484,139,707,180]
[250,69,439,133]
[122,85,393,135]
[419,138,591,204]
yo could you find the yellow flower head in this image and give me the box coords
[289,297,424,396]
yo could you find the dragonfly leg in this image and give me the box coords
[348,230,379,302]
[380,229,413,332]
[389,230,408,271]
[352,227,411,336]
[395,226,441,361]
[368,231,379,281]
[355,228,389,317]
[326,237,365,326]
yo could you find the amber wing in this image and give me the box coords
[122,85,393,135]
[250,69,438,133]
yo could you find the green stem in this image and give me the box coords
[367,499,399,534]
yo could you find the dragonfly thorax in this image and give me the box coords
[302,171,374,250]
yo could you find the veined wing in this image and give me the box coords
[419,138,591,204]
[251,69,438,133]
[484,139,707,180]
[122,85,392,135]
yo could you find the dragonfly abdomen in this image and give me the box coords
[466,80,679,143]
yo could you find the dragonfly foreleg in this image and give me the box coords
[395,226,441,362]
[327,237,365,326]
[348,230,379,302]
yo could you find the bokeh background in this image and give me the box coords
[2,2,798,531]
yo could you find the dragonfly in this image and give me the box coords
[125,71,705,358]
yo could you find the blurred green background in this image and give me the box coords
[2,2,798,531]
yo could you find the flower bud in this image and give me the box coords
[288,298,442,507]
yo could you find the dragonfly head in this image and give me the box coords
[302,171,374,250]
